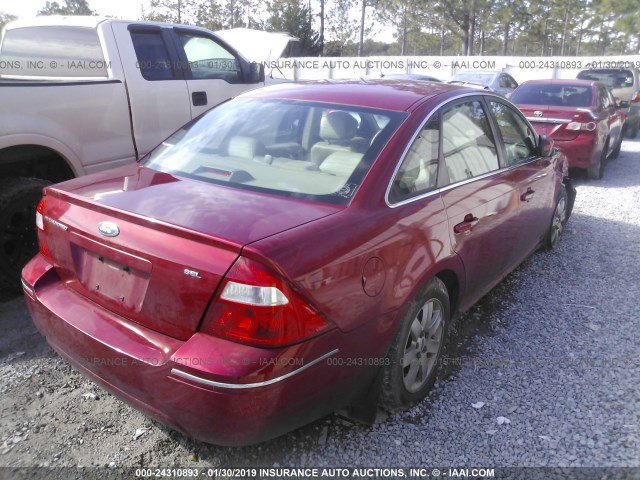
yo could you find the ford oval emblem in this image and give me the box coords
[97,221,120,237]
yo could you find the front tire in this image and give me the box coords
[0,177,50,294]
[381,277,450,408]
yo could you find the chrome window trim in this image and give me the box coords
[527,117,572,124]
[170,348,339,390]
[385,91,520,209]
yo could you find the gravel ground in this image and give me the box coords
[1,138,639,474]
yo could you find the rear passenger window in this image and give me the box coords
[389,116,439,203]
[442,101,499,184]
[130,31,176,81]
[0,26,106,78]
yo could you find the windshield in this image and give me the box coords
[577,69,634,89]
[511,83,593,107]
[143,98,406,205]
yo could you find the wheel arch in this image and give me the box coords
[0,143,77,183]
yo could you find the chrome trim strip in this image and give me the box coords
[21,279,35,299]
[44,216,68,231]
[385,91,533,209]
[526,117,571,124]
[170,348,339,390]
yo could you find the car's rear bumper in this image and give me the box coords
[553,135,598,169]
[21,254,364,446]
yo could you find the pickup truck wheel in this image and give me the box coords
[546,186,568,250]
[0,178,50,293]
[381,277,449,408]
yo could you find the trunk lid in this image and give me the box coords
[519,104,595,140]
[40,164,342,340]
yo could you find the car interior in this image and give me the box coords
[145,100,398,200]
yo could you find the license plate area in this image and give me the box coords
[69,232,151,313]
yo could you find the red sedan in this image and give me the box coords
[511,79,625,179]
[22,80,574,446]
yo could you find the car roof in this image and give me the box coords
[242,79,468,112]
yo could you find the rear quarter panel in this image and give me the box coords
[245,99,464,356]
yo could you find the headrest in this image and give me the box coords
[320,111,358,142]
[227,136,264,159]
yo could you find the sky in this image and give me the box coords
[0,0,394,43]
[0,0,151,19]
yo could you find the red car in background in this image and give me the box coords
[22,80,574,446]
[511,79,626,179]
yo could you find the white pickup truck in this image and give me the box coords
[0,16,293,291]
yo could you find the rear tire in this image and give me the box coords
[611,133,623,159]
[625,120,639,139]
[588,146,607,180]
[546,186,568,250]
[381,277,449,408]
[0,178,50,294]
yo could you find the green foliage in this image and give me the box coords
[29,0,633,55]
[267,0,322,56]
[37,0,97,15]
[142,0,197,23]
[0,12,17,28]
[326,0,359,55]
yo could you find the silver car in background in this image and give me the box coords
[577,67,640,138]
[449,70,519,97]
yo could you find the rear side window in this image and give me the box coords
[0,26,106,78]
[598,85,612,108]
[441,100,499,184]
[389,116,439,203]
[130,31,176,81]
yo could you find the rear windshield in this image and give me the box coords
[143,98,406,205]
[577,69,634,89]
[511,83,593,107]
[451,72,493,85]
[0,26,106,78]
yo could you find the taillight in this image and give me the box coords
[203,257,330,347]
[566,121,596,132]
[35,197,51,259]
[631,91,640,103]
[36,198,45,231]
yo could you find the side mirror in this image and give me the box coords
[618,100,630,109]
[248,62,265,84]
[538,135,554,157]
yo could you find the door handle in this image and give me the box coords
[454,214,479,234]
[520,187,535,202]
[192,91,208,106]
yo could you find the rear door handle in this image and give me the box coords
[454,214,479,234]
[192,91,208,106]
[520,187,535,202]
